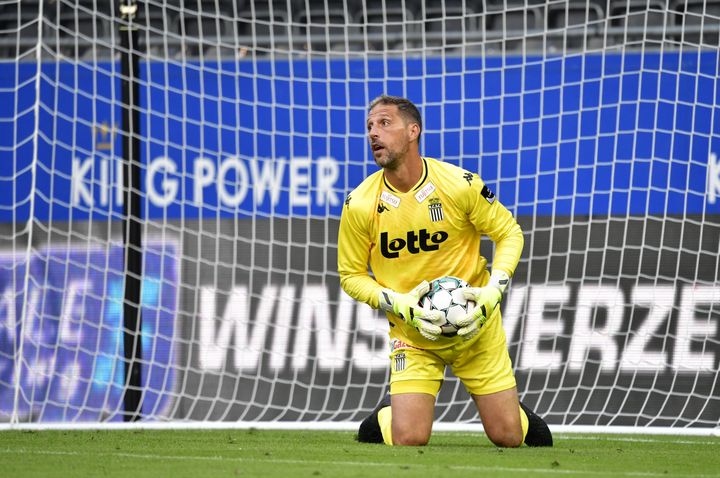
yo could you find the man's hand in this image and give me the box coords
[378,281,445,341]
[455,271,510,340]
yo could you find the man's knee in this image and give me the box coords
[392,425,431,446]
[484,422,523,448]
[390,392,435,446]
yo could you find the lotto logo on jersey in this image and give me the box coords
[379,229,449,258]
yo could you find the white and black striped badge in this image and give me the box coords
[394,352,406,372]
[428,201,444,222]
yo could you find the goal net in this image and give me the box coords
[1,0,718,433]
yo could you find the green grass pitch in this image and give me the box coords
[1,429,718,477]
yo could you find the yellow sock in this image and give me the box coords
[378,406,393,446]
[519,405,529,444]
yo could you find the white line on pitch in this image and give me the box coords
[1,448,718,478]
[432,432,720,446]
[555,436,720,446]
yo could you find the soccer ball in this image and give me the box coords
[418,276,476,337]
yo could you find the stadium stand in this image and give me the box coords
[422,0,482,53]
[607,0,670,48]
[296,2,354,53]
[237,1,294,54]
[1,1,719,59]
[354,0,420,52]
[0,0,40,57]
[676,0,720,46]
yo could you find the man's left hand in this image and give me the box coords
[455,271,510,340]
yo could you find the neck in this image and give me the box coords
[383,152,423,193]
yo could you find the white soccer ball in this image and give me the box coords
[418,276,476,337]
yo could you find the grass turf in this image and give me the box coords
[0,429,718,477]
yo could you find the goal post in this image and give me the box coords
[0,0,719,434]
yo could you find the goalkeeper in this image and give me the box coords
[338,95,552,447]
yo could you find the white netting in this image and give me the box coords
[0,0,718,433]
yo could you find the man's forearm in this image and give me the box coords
[491,222,524,277]
[340,273,383,309]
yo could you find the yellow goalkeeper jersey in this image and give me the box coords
[338,156,524,348]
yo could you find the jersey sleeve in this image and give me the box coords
[462,174,524,277]
[337,195,383,309]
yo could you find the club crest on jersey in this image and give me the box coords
[380,191,400,208]
[394,352,406,372]
[428,198,444,222]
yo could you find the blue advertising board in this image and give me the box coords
[0,52,719,223]
[0,242,178,421]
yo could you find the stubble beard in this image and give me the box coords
[374,143,408,171]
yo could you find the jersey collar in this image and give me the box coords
[382,157,429,193]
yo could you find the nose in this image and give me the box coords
[368,125,379,140]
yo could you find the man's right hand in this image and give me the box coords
[378,281,445,341]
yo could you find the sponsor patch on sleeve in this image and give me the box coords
[480,184,495,204]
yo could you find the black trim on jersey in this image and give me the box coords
[381,157,429,192]
[382,175,397,192]
[413,158,429,191]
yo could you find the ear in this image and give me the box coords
[408,122,420,142]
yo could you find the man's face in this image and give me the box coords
[366,104,416,169]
